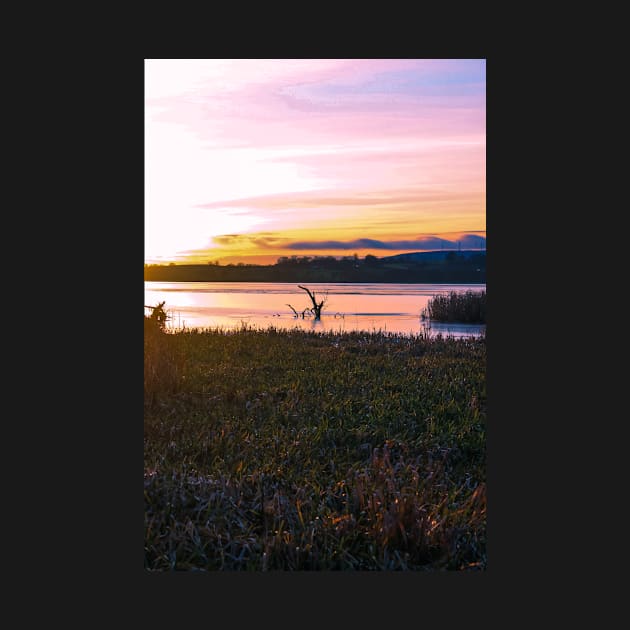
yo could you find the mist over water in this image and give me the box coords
[144,282,486,337]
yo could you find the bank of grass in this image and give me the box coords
[144,325,486,571]
[423,290,486,323]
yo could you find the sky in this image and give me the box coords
[145,59,485,265]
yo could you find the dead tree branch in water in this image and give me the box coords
[286,303,312,319]
[298,285,327,320]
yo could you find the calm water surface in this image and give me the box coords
[144,282,486,337]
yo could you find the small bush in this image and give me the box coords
[145,301,168,333]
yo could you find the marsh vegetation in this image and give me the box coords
[422,290,486,324]
[144,322,486,571]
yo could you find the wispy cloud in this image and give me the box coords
[211,233,286,247]
[196,186,483,212]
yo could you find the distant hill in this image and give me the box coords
[380,249,485,263]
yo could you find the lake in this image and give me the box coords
[144,282,486,337]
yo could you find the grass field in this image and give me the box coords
[144,323,486,570]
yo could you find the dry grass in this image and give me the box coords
[144,326,486,570]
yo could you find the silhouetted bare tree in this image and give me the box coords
[298,285,327,320]
[286,285,328,320]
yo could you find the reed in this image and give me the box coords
[423,290,486,323]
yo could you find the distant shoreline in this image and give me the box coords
[144,278,487,284]
[144,251,486,284]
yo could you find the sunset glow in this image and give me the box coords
[145,59,486,265]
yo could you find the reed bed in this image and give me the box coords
[423,290,486,324]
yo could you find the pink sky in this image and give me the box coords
[145,59,485,265]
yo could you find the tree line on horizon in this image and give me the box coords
[144,252,486,284]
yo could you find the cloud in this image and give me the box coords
[211,234,241,245]
[196,186,481,212]
[147,59,485,153]
[208,232,486,251]
[277,60,485,114]
[458,233,487,248]
[210,233,287,247]
[286,234,485,251]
